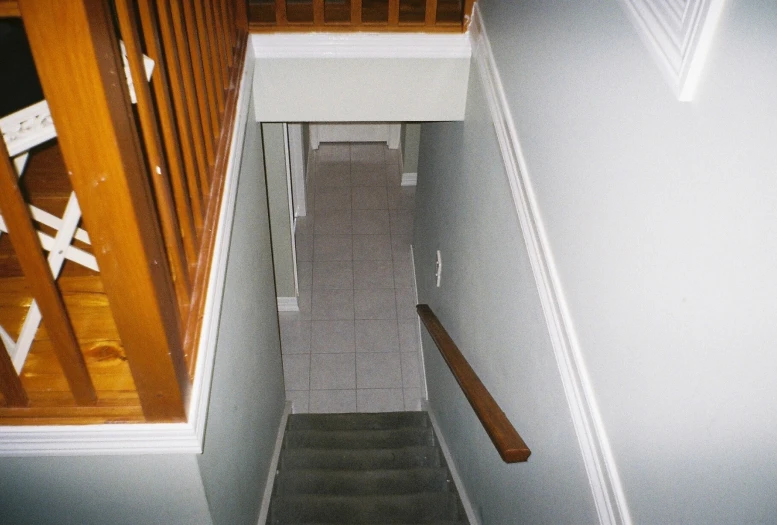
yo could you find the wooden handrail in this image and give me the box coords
[417,304,531,463]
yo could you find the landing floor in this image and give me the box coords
[279,142,424,413]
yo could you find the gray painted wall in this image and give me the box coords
[417,1,777,523]
[262,123,296,299]
[414,66,598,524]
[198,101,286,525]
[0,92,286,525]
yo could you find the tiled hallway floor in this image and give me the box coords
[279,142,424,413]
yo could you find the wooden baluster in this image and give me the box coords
[20,0,188,421]
[224,0,236,55]
[203,0,228,99]
[274,0,287,26]
[180,0,218,159]
[136,0,200,261]
[193,0,223,124]
[0,140,96,406]
[169,0,213,186]
[212,0,231,87]
[115,0,191,322]
[313,0,325,26]
[425,0,437,26]
[351,0,362,25]
[234,0,249,32]
[157,1,210,204]
[463,0,475,29]
[220,0,235,67]
[388,0,400,25]
[0,337,28,407]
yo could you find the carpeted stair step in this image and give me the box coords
[275,467,452,496]
[269,492,462,524]
[284,427,436,449]
[280,446,443,471]
[287,412,430,432]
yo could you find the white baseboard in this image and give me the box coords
[277,297,300,312]
[423,401,481,525]
[401,172,417,186]
[256,401,292,525]
[470,6,630,525]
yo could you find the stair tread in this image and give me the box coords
[284,428,435,449]
[288,411,430,432]
[281,446,442,470]
[270,492,462,524]
[276,467,451,495]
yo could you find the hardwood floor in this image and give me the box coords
[0,142,142,424]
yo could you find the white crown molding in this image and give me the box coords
[469,6,631,524]
[251,32,471,59]
[617,0,727,101]
[0,48,257,457]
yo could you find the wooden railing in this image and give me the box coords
[248,0,475,32]
[0,0,247,424]
[417,304,531,463]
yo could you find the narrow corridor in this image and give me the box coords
[278,142,424,413]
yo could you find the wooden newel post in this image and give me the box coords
[19,0,189,421]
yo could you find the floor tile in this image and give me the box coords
[297,288,312,320]
[297,260,313,290]
[350,143,385,164]
[356,352,402,389]
[398,320,420,353]
[309,389,356,413]
[287,390,310,413]
[389,209,414,236]
[357,389,404,412]
[315,209,352,235]
[392,252,414,289]
[315,186,352,211]
[295,233,313,262]
[352,235,392,261]
[280,318,311,354]
[314,234,352,261]
[354,288,397,320]
[311,353,356,389]
[313,260,354,289]
[283,354,310,391]
[316,164,351,187]
[352,209,390,235]
[352,165,387,186]
[353,259,394,289]
[311,289,354,320]
[317,143,350,163]
[403,387,423,411]
[395,286,417,320]
[311,320,355,353]
[352,186,388,210]
[401,352,422,388]
[387,186,416,210]
[355,320,400,353]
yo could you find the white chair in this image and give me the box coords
[0,43,153,372]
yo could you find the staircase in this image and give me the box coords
[267,411,470,524]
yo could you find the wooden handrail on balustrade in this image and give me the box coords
[249,0,476,33]
[417,304,531,463]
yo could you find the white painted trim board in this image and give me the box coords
[423,401,481,525]
[256,401,292,525]
[470,5,631,524]
[277,297,300,312]
[0,47,257,457]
